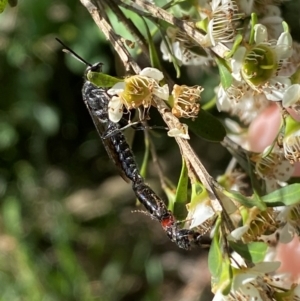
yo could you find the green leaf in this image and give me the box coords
[209,219,233,295]
[195,18,209,32]
[225,34,243,59]
[174,158,188,204]
[208,228,222,278]
[184,109,226,142]
[215,57,232,89]
[173,158,188,219]
[139,130,150,179]
[285,115,299,138]
[282,21,289,33]
[219,262,233,296]
[211,258,233,296]
[190,181,205,208]
[261,183,300,207]
[87,71,123,88]
[141,17,162,70]
[229,241,268,264]
[249,13,258,45]
[164,185,176,212]
[223,189,266,210]
[0,0,8,13]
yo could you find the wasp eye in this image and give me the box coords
[90,62,103,73]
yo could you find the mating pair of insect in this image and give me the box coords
[57,39,204,250]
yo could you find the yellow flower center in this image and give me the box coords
[121,76,153,109]
[242,44,277,87]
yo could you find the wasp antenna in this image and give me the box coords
[55,38,92,67]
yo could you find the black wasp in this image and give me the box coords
[57,39,204,250]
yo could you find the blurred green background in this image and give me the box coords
[1,1,299,300]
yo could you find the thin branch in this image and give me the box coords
[80,0,141,73]
[108,0,175,86]
[108,0,150,65]
[153,98,222,208]
[119,0,229,58]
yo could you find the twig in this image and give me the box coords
[80,0,141,73]
[108,0,150,65]
[118,0,229,58]
[153,99,222,208]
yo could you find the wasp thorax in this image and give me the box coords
[242,45,277,87]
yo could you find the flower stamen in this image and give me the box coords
[171,84,203,119]
[107,68,169,123]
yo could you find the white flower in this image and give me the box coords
[229,225,249,240]
[283,115,300,163]
[216,82,269,125]
[282,84,300,111]
[283,131,300,163]
[203,0,242,46]
[167,123,190,139]
[185,185,219,231]
[229,206,278,243]
[231,47,247,82]
[276,30,293,60]
[107,68,169,123]
[160,27,211,66]
[213,262,281,301]
[254,24,268,44]
[139,67,164,81]
[261,76,291,102]
[188,202,215,228]
[230,23,293,102]
[108,93,124,123]
[275,205,300,244]
[219,23,293,125]
[255,145,295,193]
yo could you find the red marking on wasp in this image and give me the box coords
[160,216,175,229]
